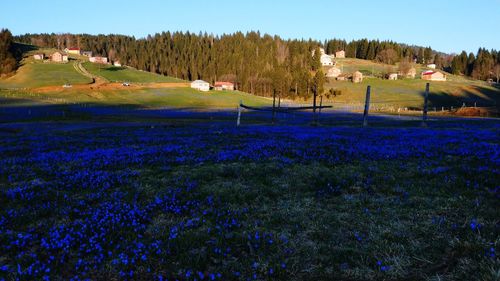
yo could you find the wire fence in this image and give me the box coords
[237,84,499,126]
[1,87,498,124]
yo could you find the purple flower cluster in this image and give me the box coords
[0,121,498,279]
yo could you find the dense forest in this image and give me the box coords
[9,31,500,96]
[0,29,17,75]
[450,48,500,81]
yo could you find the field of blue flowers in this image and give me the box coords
[0,118,499,280]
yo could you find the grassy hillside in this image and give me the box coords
[0,88,271,108]
[82,62,185,83]
[0,46,93,89]
[0,62,92,89]
[323,59,500,109]
[332,58,396,77]
[326,78,500,109]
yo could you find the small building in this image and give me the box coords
[353,71,363,83]
[66,48,81,55]
[81,51,92,57]
[421,71,446,81]
[51,51,68,63]
[335,50,346,58]
[191,80,210,92]
[113,61,122,67]
[388,73,398,80]
[336,73,350,81]
[426,64,436,69]
[214,81,234,91]
[326,67,342,78]
[33,53,45,60]
[89,56,109,64]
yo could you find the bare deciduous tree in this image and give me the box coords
[494,64,500,83]
[275,39,289,65]
[398,57,413,76]
[376,49,398,65]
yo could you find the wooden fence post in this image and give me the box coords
[272,91,276,124]
[422,83,429,127]
[319,95,323,114]
[237,100,242,127]
[363,86,371,127]
[312,92,317,124]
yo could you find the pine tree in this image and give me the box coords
[311,46,321,71]
[466,52,475,76]
[0,29,17,74]
[424,47,433,64]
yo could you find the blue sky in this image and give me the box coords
[2,0,499,54]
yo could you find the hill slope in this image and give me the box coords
[82,62,185,83]
[0,87,271,108]
[325,59,500,110]
[0,61,93,89]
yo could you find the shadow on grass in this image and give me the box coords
[423,85,500,109]
[2,97,499,131]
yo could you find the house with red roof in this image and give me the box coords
[64,48,81,55]
[214,81,235,91]
[421,70,446,81]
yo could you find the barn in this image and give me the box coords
[421,71,446,81]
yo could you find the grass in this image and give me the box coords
[324,59,500,109]
[82,62,185,83]
[0,62,92,89]
[0,88,271,109]
[333,58,397,76]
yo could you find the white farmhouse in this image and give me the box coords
[191,80,210,92]
[320,54,334,66]
[311,47,335,66]
[388,73,398,80]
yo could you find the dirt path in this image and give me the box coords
[32,81,190,93]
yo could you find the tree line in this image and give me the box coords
[9,31,500,97]
[450,48,500,82]
[325,38,439,65]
